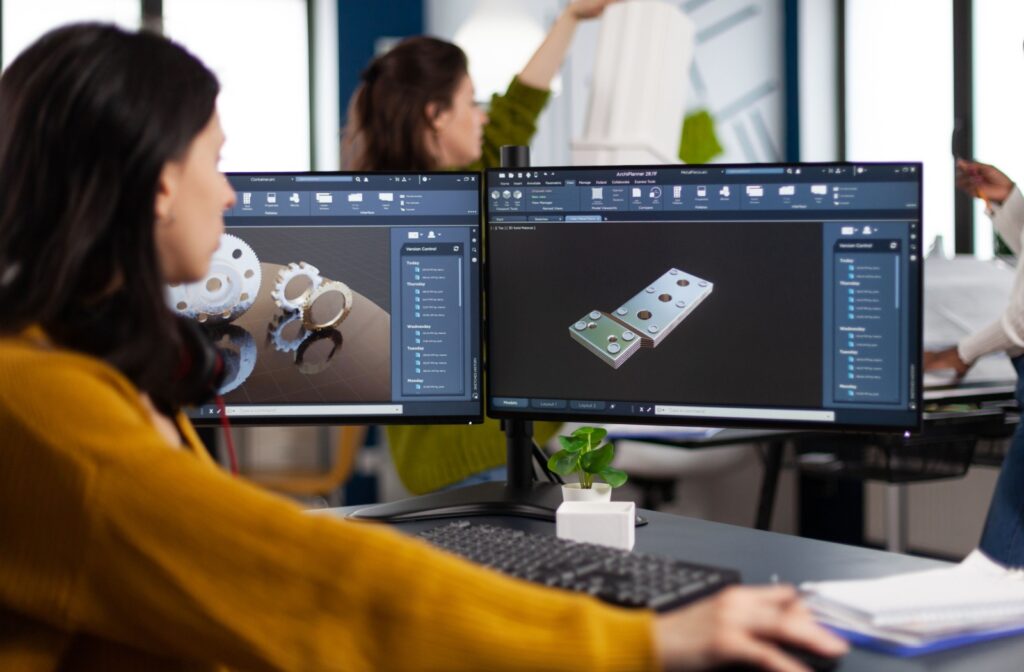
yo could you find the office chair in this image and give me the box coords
[241,425,368,506]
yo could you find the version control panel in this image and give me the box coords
[823,221,917,420]
[390,227,480,403]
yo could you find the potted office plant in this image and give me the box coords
[548,426,628,502]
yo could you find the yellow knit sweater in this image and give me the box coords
[0,328,656,671]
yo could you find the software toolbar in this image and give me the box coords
[489,165,918,221]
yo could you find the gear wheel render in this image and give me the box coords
[268,310,310,353]
[302,280,354,330]
[166,233,262,324]
[271,261,323,313]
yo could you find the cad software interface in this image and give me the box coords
[174,172,481,422]
[485,164,921,430]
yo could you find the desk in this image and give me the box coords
[332,506,1024,670]
[608,428,799,531]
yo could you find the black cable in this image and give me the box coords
[532,443,564,484]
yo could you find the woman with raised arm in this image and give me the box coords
[343,0,621,494]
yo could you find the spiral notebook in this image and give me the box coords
[801,551,1024,656]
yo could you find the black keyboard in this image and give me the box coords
[418,520,740,612]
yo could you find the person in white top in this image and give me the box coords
[925,159,1024,565]
[925,160,1024,374]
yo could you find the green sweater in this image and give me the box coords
[387,77,558,495]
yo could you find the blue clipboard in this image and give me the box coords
[827,623,1024,657]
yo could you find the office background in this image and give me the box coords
[3,0,1021,559]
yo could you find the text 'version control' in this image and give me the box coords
[401,243,465,396]
[833,240,901,404]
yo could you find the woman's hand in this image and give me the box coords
[520,0,619,90]
[955,160,1014,206]
[653,585,848,672]
[567,0,619,21]
[923,346,972,378]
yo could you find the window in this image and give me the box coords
[972,1,1024,258]
[163,0,311,171]
[845,0,953,257]
[2,0,140,67]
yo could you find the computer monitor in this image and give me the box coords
[485,163,922,432]
[170,171,483,426]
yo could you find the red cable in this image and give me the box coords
[215,395,239,476]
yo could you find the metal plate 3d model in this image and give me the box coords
[568,310,643,369]
[611,268,713,348]
[569,268,713,368]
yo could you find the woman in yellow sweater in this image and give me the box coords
[0,23,846,671]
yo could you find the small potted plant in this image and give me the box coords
[547,426,628,501]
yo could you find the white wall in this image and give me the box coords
[797,0,837,161]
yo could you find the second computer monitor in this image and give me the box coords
[172,171,482,425]
[485,163,922,432]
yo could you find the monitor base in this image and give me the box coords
[347,481,647,526]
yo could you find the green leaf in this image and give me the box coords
[678,108,724,164]
[580,443,614,473]
[599,467,628,488]
[547,449,579,476]
[572,426,608,445]
[558,435,586,453]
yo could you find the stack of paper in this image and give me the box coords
[802,551,1024,655]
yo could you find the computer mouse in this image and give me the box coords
[717,643,842,671]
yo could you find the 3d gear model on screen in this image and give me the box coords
[569,268,713,369]
[272,261,323,313]
[166,230,358,385]
[301,280,354,331]
[271,262,354,333]
[268,311,309,353]
[166,233,262,323]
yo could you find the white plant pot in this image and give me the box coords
[561,482,612,502]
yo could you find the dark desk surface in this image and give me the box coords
[331,506,1024,671]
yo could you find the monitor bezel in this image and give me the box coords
[190,169,485,427]
[483,161,924,434]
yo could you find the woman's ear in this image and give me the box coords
[154,161,181,225]
[425,101,449,133]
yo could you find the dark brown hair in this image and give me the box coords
[0,24,219,411]
[342,36,468,171]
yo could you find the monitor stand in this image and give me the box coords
[347,420,565,522]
